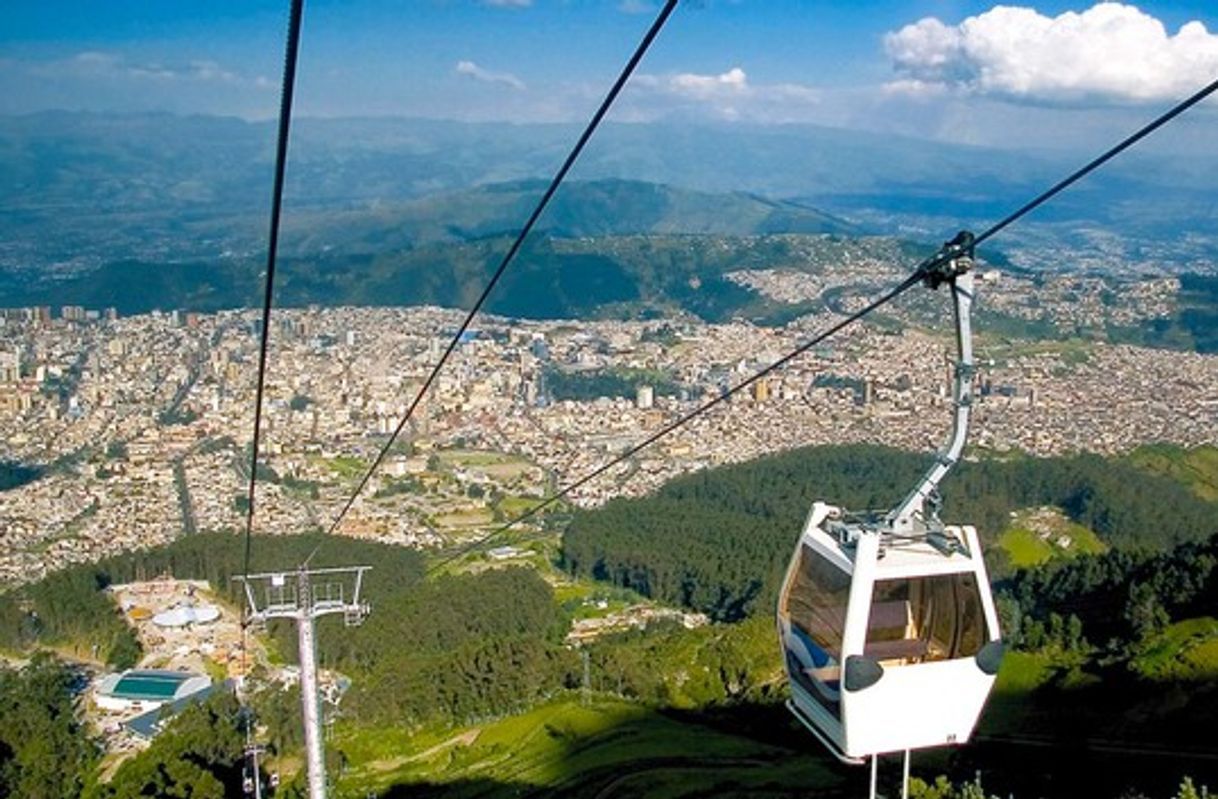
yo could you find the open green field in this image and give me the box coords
[433,509,495,528]
[1131,617,1218,682]
[998,507,1107,568]
[437,449,535,479]
[496,495,550,517]
[552,579,648,622]
[335,698,847,798]
[321,455,369,480]
[437,449,522,467]
[992,651,1057,695]
[1127,444,1218,502]
[975,336,1093,367]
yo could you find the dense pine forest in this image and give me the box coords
[561,444,1217,621]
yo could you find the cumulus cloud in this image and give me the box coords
[630,66,819,122]
[455,60,526,90]
[885,3,1218,103]
[672,66,745,98]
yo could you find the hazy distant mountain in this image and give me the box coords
[1,111,1214,289]
[1,111,1054,211]
[0,234,918,325]
[280,178,857,254]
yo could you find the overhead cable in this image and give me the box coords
[241,0,305,597]
[325,0,680,536]
[437,75,1218,567]
[429,270,924,573]
[974,76,1218,248]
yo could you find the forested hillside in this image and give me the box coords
[562,444,1217,621]
[0,533,424,667]
[0,534,583,728]
[332,567,573,726]
[0,654,97,798]
[0,232,907,325]
[2,445,1217,797]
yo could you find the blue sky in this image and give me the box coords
[2,1,1217,150]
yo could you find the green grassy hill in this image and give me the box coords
[6,231,909,323]
[997,507,1107,568]
[282,179,857,254]
[1127,444,1218,502]
[335,698,849,799]
[1130,618,1218,682]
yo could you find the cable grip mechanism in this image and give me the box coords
[921,230,976,290]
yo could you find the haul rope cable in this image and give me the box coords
[434,75,1218,571]
[324,0,681,538]
[237,0,304,718]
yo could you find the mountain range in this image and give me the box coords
[2,112,1216,269]
[1,111,1215,320]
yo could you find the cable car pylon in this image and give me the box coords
[777,232,1004,798]
[236,565,371,799]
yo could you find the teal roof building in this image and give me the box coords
[95,669,211,712]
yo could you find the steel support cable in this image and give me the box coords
[240,0,305,670]
[324,0,680,537]
[973,76,1218,250]
[432,76,1218,570]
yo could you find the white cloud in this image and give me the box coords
[32,51,259,86]
[669,66,748,99]
[455,60,526,90]
[627,66,820,123]
[885,3,1218,103]
[64,51,172,79]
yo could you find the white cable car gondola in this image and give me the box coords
[777,232,1005,772]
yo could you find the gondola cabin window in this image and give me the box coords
[864,573,987,664]
[782,546,851,717]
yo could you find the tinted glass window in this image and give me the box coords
[784,547,851,657]
[864,572,987,664]
[782,547,851,717]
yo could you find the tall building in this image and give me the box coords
[636,384,655,409]
[0,352,19,384]
[535,369,549,408]
[530,335,550,361]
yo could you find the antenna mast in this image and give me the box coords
[237,566,371,799]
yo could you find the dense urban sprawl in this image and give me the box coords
[0,287,1214,586]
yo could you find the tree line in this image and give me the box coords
[999,533,1218,651]
[562,444,1218,620]
[543,365,684,402]
[0,532,426,669]
[0,532,576,730]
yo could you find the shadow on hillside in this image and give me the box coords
[365,699,862,799]
[970,671,1218,799]
[363,695,1218,799]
